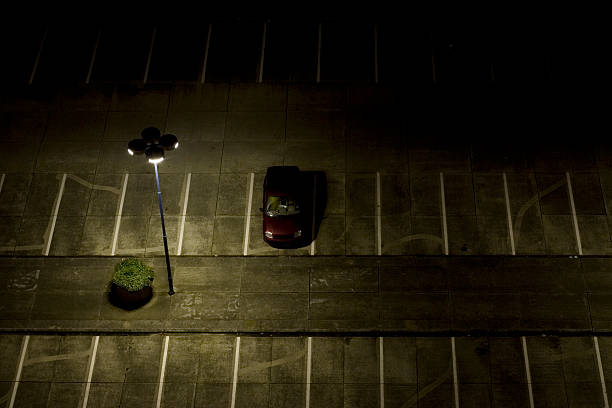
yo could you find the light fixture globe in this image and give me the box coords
[128,138,147,155]
[141,126,161,142]
[145,145,165,164]
[159,134,179,151]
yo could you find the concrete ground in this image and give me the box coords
[2,333,612,407]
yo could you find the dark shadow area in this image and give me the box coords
[108,284,153,311]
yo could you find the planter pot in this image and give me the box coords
[110,283,153,310]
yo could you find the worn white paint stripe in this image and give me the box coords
[310,174,317,256]
[177,173,191,255]
[566,172,583,255]
[86,29,101,84]
[0,173,5,194]
[451,337,459,408]
[81,336,99,408]
[29,28,48,85]
[258,22,267,83]
[200,23,213,84]
[503,173,516,255]
[594,336,610,408]
[243,173,254,256]
[521,336,535,408]
[306,337,312,408]
[440,172,449,255]
[374,23,379,84]
[111,173,129,256]
[9,335,29,408]
[155,336,170,408]
[379,337,384,408]
[316,22,322,83]
[376,172,382,255]
[44,173,67,256]
[143,27,157,84]
[230,337,241,408]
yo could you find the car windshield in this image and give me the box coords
[265,196,300,217]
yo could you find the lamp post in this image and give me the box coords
[128,127,179,296]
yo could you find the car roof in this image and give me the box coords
[265,166,300,192]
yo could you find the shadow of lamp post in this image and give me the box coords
[128,127,178,295]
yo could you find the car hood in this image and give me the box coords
[264,215,300,236]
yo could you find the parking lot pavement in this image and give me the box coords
[1,333,611,407]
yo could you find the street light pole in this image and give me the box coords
[154,162,175,295]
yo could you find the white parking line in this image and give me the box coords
[243,173,254,256]
[28,27,48,85]
[566,172,583,255]
[143,27,157,84]
[594,336,610,408]
[451,337,459,408]
[200,23,212,84]
[230,336,241,408]
[8,335,29,408]
[310,174,317,256]
[503,173,516,255]
[177,172,191,255]
[374,24,379,84]
[0,173,5,194]
[306,337,312,408]
[81,335,99,408]
[85,29,101,84]
[111,174,129,256]
[379,337,384,408]
[43,173,66,256]
[376,172,382,256]
[257,21,267,83]
[440,172,448,255]
[521,336,535,408]
[316,22,322,83]
[155,336,170,408]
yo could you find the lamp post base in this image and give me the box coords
[168,289,175,296]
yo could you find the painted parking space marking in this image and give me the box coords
[85,29,101,84]
[143,27,157,84]
[28,27,48,85]
[257,21,267,83]
[8,335,29,408]
[306,337,312,408]
[0,173,5,194]
[310,174,317,256]
[177,172,191,255]
[521,336,535,408]
[503,173,516,255]
[66,174,121,194]
[111,173,129,256]
[81,335,99,408]
[566,172,583,255]
[43,173,66,256]
[155,335,170,408]
[230,336,241,408]
[200,23,213,84]
[440,172,448,255]
[243,173,254,256]
[451,337,459,408]
[376,172,382,256]
[594,336,610,408]
[379,337,384,408]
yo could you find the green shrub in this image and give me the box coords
[112,258,154,291]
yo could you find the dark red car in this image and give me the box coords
[261,166,304,247]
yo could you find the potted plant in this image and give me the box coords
[110,258,154,310]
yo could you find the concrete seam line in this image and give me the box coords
[155,335,170,408]
[451,337,459,408]
[521,336,535,408]
[231,336,241,408]
[85,29,101,84]
[9,335,29,408]
[440,172,448,255]
[143,26,157,84]
[310,174,317,256]
[503,173,516,255]
[594,336,610,408]
[111,173,129,256]
[566,172,583,255]
[243,173,254,256]
[0,173,5,195]
[44,173,67,256]
[81,335,99,408]
[306,337,312,408]
[376,172,382,256]
[200,23,212,84]
[258,21,267,83]
[379,337,384,408]
[28,27,48,85]
[177,172,191,255]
